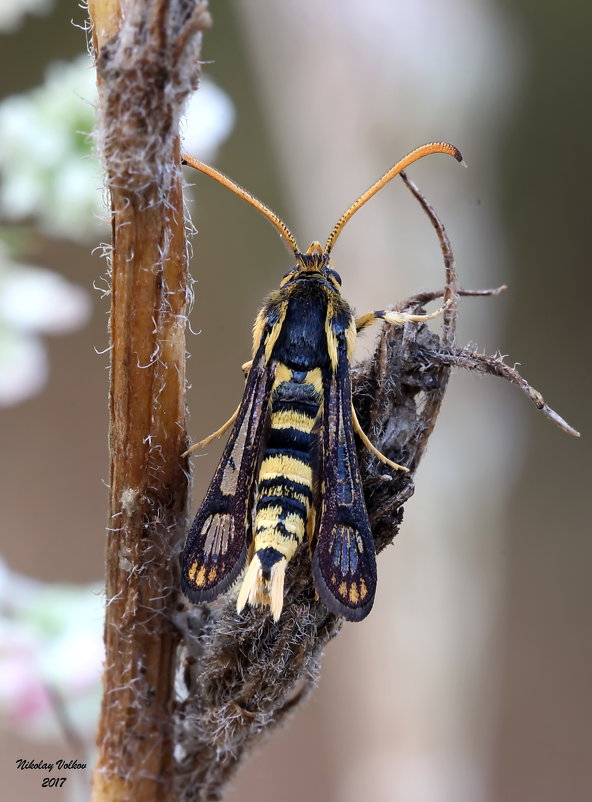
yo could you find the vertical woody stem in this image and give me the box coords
[88,2,210,800]
[93,152,188,802]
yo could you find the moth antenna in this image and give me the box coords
[182,154,301,256]
[324,142,464,254]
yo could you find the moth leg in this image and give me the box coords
[241,359,252,377]
[182,403,240,457]
[355,299,451,333]
[351,403,409,472]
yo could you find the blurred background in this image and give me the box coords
[0,1,589,801]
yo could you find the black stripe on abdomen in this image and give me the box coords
[265,425,313,457]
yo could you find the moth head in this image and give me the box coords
[279,242,343,290]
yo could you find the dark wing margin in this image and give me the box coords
[312,332,377,621]
[182,338,274,602]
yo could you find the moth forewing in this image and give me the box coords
[181,339,274,602]
[311,328,378,621]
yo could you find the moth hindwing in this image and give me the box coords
[181,142,463,621]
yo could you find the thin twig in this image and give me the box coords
[393,284,507,312]
[398,170,458,468]
[400,170,458,347]
[424,346,581,437]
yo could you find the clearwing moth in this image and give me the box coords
[181,142,463,622]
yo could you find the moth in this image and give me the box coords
[181,142,463,622]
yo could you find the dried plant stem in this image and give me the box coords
[88,2,210,801]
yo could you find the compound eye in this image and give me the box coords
[327,269,342,286]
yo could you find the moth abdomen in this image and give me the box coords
[236,365,323,619]
[256,547,285,581]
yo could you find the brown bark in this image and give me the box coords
[88,2,210,800]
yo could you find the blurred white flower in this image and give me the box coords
[0,0,51,32]
[0,55,233,403]
[0,54,234,243]
[0,559,103,741]
[0,249,91,405]
[0,55,101,242]
[0,328,47,406]
[181,76,235,159]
